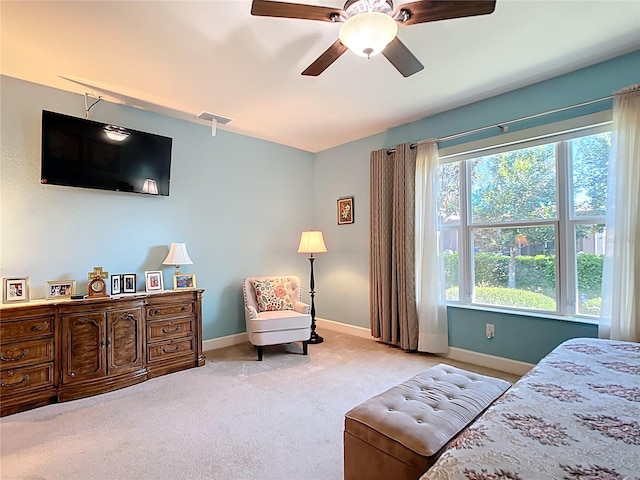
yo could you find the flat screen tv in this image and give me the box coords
[41,110,172,196]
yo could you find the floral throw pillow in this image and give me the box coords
[251,278,294,312]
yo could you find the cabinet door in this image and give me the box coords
[107,308,143,375]
[61,313,106,384]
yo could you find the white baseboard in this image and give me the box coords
[439,347,534,376]
[201,320,534,376]
[316,317,373,339]
[318,318,533,376]
[203,332,247,352]
[202,318,371,352]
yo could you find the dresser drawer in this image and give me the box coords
[0,338,54,370]
[147,337,195,362]
[0,363,54,395]
[146,303,194,319]
[148,318,194,342]
[0,316,53,342]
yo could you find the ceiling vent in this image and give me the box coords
[197,112,232,137]
[197,111,232,124]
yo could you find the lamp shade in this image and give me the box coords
[297,231,328,254]
[142,179,159,195]
[338,11,398,58]
[162,243,193,266]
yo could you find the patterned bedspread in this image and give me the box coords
[423,338,640,480]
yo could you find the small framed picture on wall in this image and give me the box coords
[337,196,354,225]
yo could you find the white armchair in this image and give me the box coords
[242,275,311,361]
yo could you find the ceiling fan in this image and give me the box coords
[251,0,497,77]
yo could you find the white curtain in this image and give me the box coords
[600,85,640,342]
[415,141,448,353]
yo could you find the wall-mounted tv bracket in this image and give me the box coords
[84,93,103,119]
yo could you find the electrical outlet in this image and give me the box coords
[486,323,495,339]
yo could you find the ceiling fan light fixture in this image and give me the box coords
[339,11,398,58]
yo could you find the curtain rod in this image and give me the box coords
[386,94,614,154]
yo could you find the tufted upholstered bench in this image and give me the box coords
[343,364,511,480]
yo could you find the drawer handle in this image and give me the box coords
[1,374,30,387]
[181,306,187,311]
[0,349,30,362]
[154,310,161,315]
[32,322,49,332]
[162,344,180,353]
[162,325,180,334]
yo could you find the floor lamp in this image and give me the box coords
[297,230,327,344]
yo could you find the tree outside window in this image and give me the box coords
[438,130,609,317]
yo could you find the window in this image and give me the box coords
[438,127,610,318]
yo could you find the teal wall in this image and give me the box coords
[447,307,598,364]
[384,51,640,150]
[314,49,640,364]
[0,76,315,341]
[2,50,639,364]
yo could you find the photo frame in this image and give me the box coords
[3,276,30,304]
[174,273,196,290]
[45,279,76,299]
[111,275,122,295]
[144,271,164,292]
[337,196,354,225]
[122,274,137,293]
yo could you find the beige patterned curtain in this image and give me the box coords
[370,143,418,350]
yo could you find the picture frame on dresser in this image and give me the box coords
[2,276,30,303]
[174,273,196,290]
[145,271,164,292]
[122,274,136,293]
[111,275,121,295]
[45,279,76,299]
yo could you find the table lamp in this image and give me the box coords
[162,243,193,275]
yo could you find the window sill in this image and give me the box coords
[445,303,599,326]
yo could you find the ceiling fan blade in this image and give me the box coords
[251,0,344,22]
[393,0,496,26]
[302,39,348,76]
[382,37,424,77]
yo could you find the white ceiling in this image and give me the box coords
[2,0,639,152]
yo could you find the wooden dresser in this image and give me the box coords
[0,289,205,417]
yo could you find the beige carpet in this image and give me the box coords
[0,329,518,480]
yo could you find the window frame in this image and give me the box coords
[438,121,611,320]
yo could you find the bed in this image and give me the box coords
[423,338,640,479]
